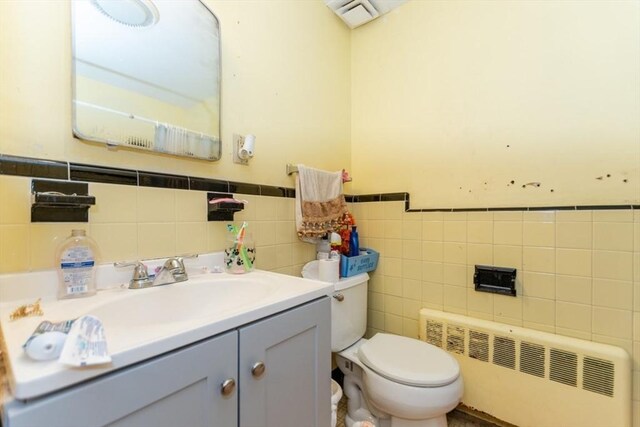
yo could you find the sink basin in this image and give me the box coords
[90,276,275,331]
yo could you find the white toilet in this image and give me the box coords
[303,265,463,427]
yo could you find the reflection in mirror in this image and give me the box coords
[72,0,221,161]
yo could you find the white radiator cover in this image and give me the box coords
[418,309,632,427]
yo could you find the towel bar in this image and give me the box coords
[285,164,352,182]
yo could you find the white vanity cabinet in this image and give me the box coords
[2,297,330,427]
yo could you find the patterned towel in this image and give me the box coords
[295,165,348,239]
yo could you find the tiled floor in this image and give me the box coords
[336,394,347,427]
[336,396,498,427]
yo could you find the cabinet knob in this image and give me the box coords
[333,293,344,302]
[221,378,236,396]
[251,361,266,378]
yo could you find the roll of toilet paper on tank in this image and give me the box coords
[319,258,339,283]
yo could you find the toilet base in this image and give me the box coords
[390,415,447,427]
[341,372,450,427]
[345,413,380,427]
[337,338,460,427]
[346,412,448,427]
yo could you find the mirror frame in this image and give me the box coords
[70,0,222,161]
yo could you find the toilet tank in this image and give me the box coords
[331,273,369,352]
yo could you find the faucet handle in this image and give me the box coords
[160,257,187,282]
[172,254,199,271]
[163,257,185,272]
[114,261,153,289]
[177,253,199,262]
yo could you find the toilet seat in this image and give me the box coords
[357,333,459,387]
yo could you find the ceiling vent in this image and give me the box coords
[324,0,408,29]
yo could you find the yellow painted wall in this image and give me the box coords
[351,0,640,208]
[0,0,351,186]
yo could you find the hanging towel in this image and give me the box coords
[295,164,348,239]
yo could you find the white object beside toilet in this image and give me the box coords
[331,378,343,427]
[302,264,463,427]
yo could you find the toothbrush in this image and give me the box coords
[227,223,253,271]
[236,222,253,270]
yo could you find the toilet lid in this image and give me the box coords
[357,333,459,387]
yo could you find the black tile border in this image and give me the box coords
[0,153,637,213]
[70,163,138,186]
[453,208,488,212]
[353,194,381,203]
[0,154,68,180]
[488,207,533,212]
[139,171,189,189]
[528,206,576,211]
[259,185,288,198]
[576,205,635,210]
[189,177,229,193]
[410,205,637,213]
[380,192,407,202]
[228,181,260,195]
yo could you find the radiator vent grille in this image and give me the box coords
[493,336,516,369]
[468,330,489,362]
[446,325,465,354]
[420,312,621,399]
[549,348,578,387]
[419,309,630,427]
[425,320,443,348]
[520,341,545,378]
[583,357,615,397]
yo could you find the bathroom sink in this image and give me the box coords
[0,265,333,400]
[91,276,274,330]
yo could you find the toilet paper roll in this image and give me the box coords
[319,258,339,283]
[24,331,68,361]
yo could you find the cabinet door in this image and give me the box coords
[3,331,238,427]
[239,297,331,427]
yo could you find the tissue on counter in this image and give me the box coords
[59,315,111,367]
[23,316,111,366]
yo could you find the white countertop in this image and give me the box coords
[0,254,332,400]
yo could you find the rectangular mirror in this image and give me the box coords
[71,0,221,161]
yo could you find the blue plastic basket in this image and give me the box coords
[340,248,379,277]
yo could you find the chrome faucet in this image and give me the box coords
[152,257,188,286]
[115,255,197,289]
